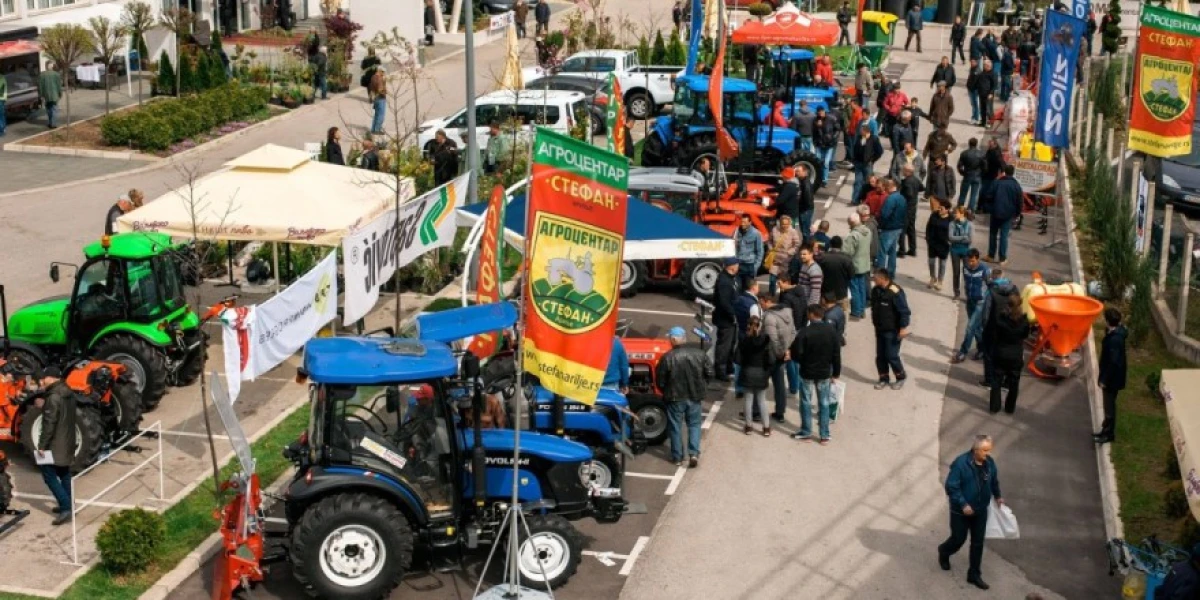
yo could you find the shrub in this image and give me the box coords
[156,50,175,95]
[1166,483,1190,519]
[635,34,651,66]
[99,83,269,150]
[747,2,774,17]
[177,50,195,94]
[651,30,667,65]
[1148,371,1164,401]
[95,508,166,574]
[195,51,213,91]
[99,113,136,146]
[131,114,174,150]
[665,29,687,66]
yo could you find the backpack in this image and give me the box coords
[360,67,374,89]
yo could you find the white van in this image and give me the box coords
[416,89,589,152]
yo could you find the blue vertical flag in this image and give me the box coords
[685,0,704,76]
[1036,9,1086,148]
[1070,0,1090,24]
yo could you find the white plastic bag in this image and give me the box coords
[829,380,847,421]
[984,500,1020,539]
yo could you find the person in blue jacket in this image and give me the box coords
[938,434,1004,590]
[602,335,629,394]
[876,178,908,278]
[986,164,1024,265]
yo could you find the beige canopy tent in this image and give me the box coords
[116,144,412,246]
[1160,369,1200,523]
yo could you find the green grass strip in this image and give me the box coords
[0,404,309,600]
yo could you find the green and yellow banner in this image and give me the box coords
[1130,5,1200,157]
[523,128,629,404]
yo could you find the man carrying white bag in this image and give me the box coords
[937,434,1006,590]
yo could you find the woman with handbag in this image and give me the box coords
[768,215,801,296]
[738,316,775,437]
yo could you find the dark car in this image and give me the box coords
[481,0,515,14]
[1153,121,1200,212]
[525,74,610,135]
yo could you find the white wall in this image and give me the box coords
[347,0,421,61]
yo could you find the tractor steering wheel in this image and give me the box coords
[691,153,727,196]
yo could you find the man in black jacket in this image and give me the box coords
[977,61,996,127]
[870,268,911,390]
[931,57,956,89]
[791,304,841,444]
[425,130,459,186]
[32,367,77,524]
[836,2,852,45]
[956,137,985,210]
[534,0,551,36]
[1094,307,1127,444]
[986,165,1023,265]
[850,125,885,203]
[797,164,815,241]
[898,164,924,257]
[966,58,981,124]
[775,167,801,225]
[712,258,740,382]
[979,138,1005,214]
[950,15,966,64]
[816,236,854,310]
[656,326,712,468]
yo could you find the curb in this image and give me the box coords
[1060,159,1125,543]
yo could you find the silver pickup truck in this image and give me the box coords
[522,49,678,120]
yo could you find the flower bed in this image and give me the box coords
[99,83,270,152]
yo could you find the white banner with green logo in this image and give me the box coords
[342,172,469,325]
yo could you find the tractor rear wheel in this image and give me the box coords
[578,448,622,491]
[508,514,583,589]
[679,138,717,171]
[785,149,825,189]
[619,261,647,298]
[682,259,723,299]
[631,396,669,445]
[21,405,104,473]
[291,493,414,600]
[640,132,669,167]
[92,334,168,411]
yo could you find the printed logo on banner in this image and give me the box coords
[315,270,333,315]
[528,213,622,334]
[356,201,428,293]
[419,186,456,246]
[1140,56,1192,122]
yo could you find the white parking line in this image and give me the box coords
[837,174,846,187]
[623,471,675,481]
[664,465,687,496]
[162,430,231,440]
[618,307,694,318]
[701,400,723,430]
[619,536,651,576]
[14,493,154,511]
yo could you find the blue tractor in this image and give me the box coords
[414,304,646,492]
[279,314,626,599]
[761,48,840,115]
[640,73,825,187]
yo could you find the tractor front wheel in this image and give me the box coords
[620,261,647,298]
[785,149,825,190]
[578,448,622,491]
[92,335,168,411]
[291,493,414,600]
[21,405,104,473]
[173,346,205,387]
[682,259,723,299]
[508,514,583,589]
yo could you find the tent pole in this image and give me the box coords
[272,242,280,295]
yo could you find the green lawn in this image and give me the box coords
[0,405,310,600]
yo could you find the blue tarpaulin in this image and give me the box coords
[457,194,735,260]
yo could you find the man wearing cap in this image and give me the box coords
[32,367,77,525]
[712,257,740,382]
[105,189,144,236]
[655,326,711,468]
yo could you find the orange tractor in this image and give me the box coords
[0,286,142,472]
[621,167,781,298]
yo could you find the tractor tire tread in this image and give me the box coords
[620,261,647,298]
[111,381,143,433]
[509,514,583,589]
[92,334,169,411]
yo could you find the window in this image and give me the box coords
[26,0,75,11]
[513,103,559,125]
[0,0,14,17]
[75,259,125,322]
[560,57,587,73]
[590,58,616,72]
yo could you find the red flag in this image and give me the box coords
[708,9,740,162]
[467,186,507,358]
[856,0,865,45]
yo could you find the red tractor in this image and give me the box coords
[621,167,781,299]
[617,299,716,445]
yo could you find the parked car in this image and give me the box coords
[3,69,40,120]
[522,50,679,120]
[416,88,588,151]
[525,74,610,135]
[481,0,515,14]
[1152,122,1200,212]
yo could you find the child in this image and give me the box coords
[812,220,832,253]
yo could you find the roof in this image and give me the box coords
[731,5,841,46]
[627,168,703,193]
[478,89,586,104]
[84,232,178,259]
[772,48,816,61]
[303,337,460,384]
[415,302,517,344]
[675,75,757,94]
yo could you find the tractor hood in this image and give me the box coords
[6,295,69,347]
[414,302,518,345]
[464,428,594,464]
[621,337,672,363]
[529,385,630,409]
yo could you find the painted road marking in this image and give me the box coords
[162,430,231,440]
[620,536,651,576]
[15,493,155,511]
[582,549,629,567]
[664,465,687,496]
[618,307,694,318]
[702,400,723,430]
[624,471,675,481]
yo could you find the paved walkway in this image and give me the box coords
[621,44,1117,599]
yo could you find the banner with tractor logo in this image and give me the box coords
[342,172,469,325]
[605,72,626,156]
[467,185,508,359]
[524,128,629,404]
[1129,5,1200,157]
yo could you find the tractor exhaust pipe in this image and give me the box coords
[0,285,9,358]
[471,380,486,509]
[552,393,565,436]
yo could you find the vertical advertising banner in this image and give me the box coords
[1035,10,1085,148]
[524,128,629,404]
[1129,5,1200,157]
[605,72,627,156]
[709,6,740,161]
[1071,0,1090,23]
[467,186,507,359]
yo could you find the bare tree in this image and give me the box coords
[40,24,95,133]
[88,16,128,115]
[121,1,156,105]
[159,6,195,97]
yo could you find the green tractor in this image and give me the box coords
[2,233,206,410]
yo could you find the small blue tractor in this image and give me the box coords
[639,73,824,187]
[761,48,840,114]
[276,307,626,599]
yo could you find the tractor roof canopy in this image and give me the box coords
[772,48,816,61]
[414,302,517,345]
[676,75,756,94]
[304,337,459,384]
[84,232,180,260]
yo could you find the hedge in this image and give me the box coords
[100,83,269,151]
